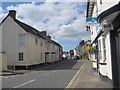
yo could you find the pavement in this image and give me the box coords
[69,59,112,88]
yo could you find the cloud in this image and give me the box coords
[0,7,7,22]
[56,15,90,41]
[5,2,89,42]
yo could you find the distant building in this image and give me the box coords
[74,40,91,57]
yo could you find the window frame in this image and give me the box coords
[19,34,26,46]
[41,53,42,60]
[18,52,24,62]
[98,39,102,60]
[102,37,106,61]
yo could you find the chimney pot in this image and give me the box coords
[9,10,16,19]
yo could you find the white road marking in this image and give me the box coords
[13,79,36,88]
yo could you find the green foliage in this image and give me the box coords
[89,47,96,54]
[79,52,88,59]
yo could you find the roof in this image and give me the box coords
[0,13,45,39]
[51,40,62,47]
[14,19,45,39]
[0,10,62,48]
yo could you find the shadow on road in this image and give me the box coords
[27,59,83,71]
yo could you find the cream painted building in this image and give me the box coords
[86,0,120,87]
[0,10,63,69]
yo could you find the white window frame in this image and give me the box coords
[98,39,102,60]
[102,37,106,61]
[18,52,24,62]
[19,34,26,46]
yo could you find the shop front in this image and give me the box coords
[97,2,120,87]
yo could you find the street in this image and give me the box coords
[2,59,84,88]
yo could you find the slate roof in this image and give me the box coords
[14,19,45,39]
[0,10,62,48]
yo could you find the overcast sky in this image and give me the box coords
[0,1,90,51]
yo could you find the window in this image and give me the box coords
[35,38,38,45]
[19,53,24,61]
[41,42,42,46]
[41,53,42,60]
[19,35,26,46]
[100,0,102,4]
[98,40,102,59]
[45,42,46,47]
[102,38,106,60]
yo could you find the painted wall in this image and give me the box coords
[95,0,115,80]
[97,32,112,80]
[2,16,27,66]
[89,0,114,80]
[1,15,62,67]
[96,0,119,16]
[27,33,47,65]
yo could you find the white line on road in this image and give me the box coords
[13,79,36,88]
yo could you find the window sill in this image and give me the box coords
[99,62,107,65]
[18,61,24,62]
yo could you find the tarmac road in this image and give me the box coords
[2,59,83,88]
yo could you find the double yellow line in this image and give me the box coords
[65,63,85,88]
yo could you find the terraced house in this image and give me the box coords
[0,10,63,70]
[86,0,120,88]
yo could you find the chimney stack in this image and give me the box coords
[40,31,47,36]
[47,35,51,39]
[9,10,16,19]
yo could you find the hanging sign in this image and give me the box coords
[86,17,98,25]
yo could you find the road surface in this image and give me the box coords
[2,59,83,88]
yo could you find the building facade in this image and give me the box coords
[0,10,63,69]
[86,0,120,87]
